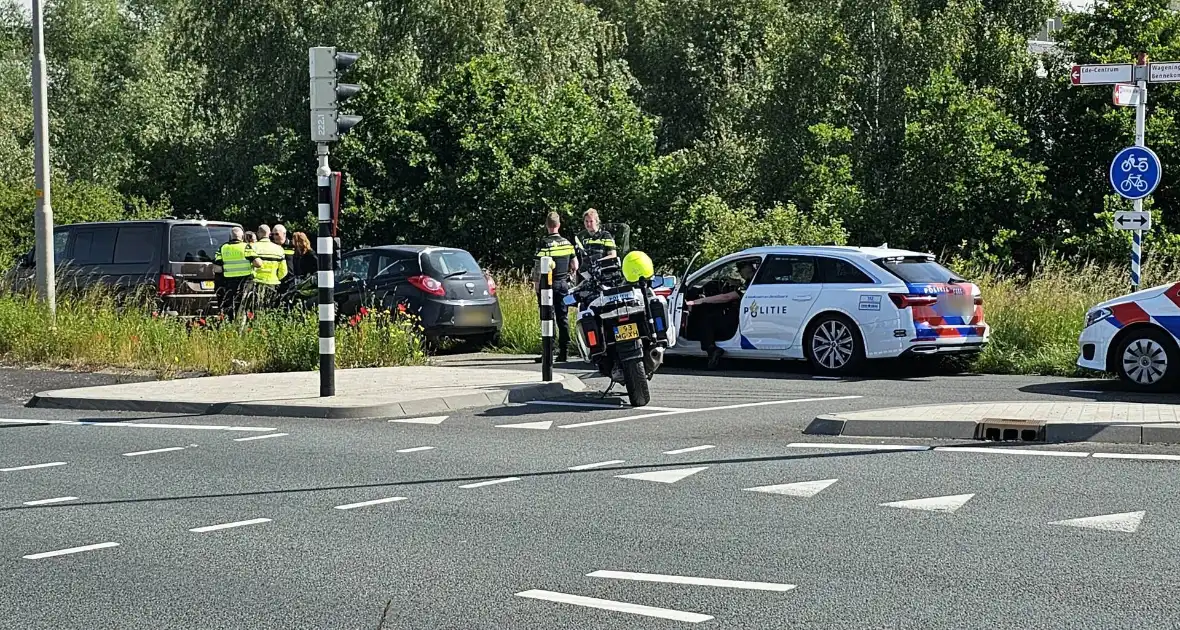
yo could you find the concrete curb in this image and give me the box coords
[806,414,1180,445]
[28,379,582,420]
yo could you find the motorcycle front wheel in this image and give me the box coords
[622,359,651,407]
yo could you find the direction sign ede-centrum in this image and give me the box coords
[1070,64,1133,85]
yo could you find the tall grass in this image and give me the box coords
[0,288,425,377]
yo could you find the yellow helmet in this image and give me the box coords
[622,250,655,283]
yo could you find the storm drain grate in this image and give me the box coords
[976,418,1046,443]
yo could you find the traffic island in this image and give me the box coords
[807,401,1180,445]
[27,366,585,419]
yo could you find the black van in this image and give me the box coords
[13,219,242,316]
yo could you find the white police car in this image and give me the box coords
[664,246,989,374]
[1077,282,1180,391]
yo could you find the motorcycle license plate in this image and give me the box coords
[201,281,215,290]
[614,323,639,341]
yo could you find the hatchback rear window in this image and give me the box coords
[424,249,481,277]
[874,256,964,284]
[170,225,235,263]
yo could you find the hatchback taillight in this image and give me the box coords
[889,293,938,309]
[485,273,497,296]
[408,274,445,296]
[158,274,176,296]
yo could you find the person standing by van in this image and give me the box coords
[213,227,259,320]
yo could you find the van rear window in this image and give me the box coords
[170,225,235,263]
[874,256,964,284]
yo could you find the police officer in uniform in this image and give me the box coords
[250,227,289,309]
[534,211,578,363]
[271,224,296,305]
[576,207,617,269]
[213,226,259,320]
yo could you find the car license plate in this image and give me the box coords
[201,281,214,290]
[614,323,639,341]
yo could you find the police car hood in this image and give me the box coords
[1093,283,1172,310]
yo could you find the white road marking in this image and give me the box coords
[787,442,930,451]
[23,542,119,560]
[0,419,275,432]
[1049,510,1146,533]
[568,460,625,470]
[388,416,448,425]
[744,479,838,498]
[122,447,186,457]
[22,496,79,506]
[459,477,520,489]
[527,401,688,412]
[615,466,708,484]
[561,395,863,429]
[334,497,408,510]
[189,518,272,533]
[495,420,553,430]
[880,493,975,514]
[587,570,797,592]
[1069,389,1105,394]
[1,462,67,472]
[396,446,436,453]
[663,444,715,455]
[514,590,713,623]
[233,433,289,442]
[935,447,1090,458]
[1092,452,1180,462]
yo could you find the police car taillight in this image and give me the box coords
[974,294,983,306]
[889,293,937,309]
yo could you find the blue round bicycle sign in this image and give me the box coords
[1110,146,1162,200]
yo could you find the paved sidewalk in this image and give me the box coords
[809,401,1180,445]
[28,366,584,419]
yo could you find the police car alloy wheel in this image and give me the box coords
[1116,329,1177,391]
[807,315,863,375]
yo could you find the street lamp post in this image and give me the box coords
[31,0,56,319]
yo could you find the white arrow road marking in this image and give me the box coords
[663,444,714,455]
[515,590,713,624]
[23,496,78,506]
[23,542,119,560]
[880,493,975,513]
[388,416,448,425]
[495,420,553,430]
[568,460,625,470]
[615,466,708,484]
[460,477,520,489]
[334,497,408,511]
[1049,511,1146,533]
[1,462,66,472]
[396,446,436,453]
[189,518,272,533]
[743,479,838,498]
[587,570,796,592]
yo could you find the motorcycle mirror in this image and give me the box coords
[650,276,663,288]
[562,294,576,306]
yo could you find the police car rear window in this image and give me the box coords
[873,256,964,284]
[170,225,235,263]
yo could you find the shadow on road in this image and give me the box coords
[1018,379,1180,403]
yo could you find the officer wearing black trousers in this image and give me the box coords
[534,211,578,363]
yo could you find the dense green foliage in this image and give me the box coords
[4,0,1180,273]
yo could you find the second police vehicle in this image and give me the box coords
[1078,282,1180,391]
[664,246,989,374]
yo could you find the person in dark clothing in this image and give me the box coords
[576,207,617,269]
[291,232,318,278]
[534,211,578,363]
[686,260,758,369]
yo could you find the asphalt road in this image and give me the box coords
[3,364,1180,629]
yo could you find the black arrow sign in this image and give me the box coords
[1117,215,1148,226]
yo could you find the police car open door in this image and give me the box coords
[667,252,700,343]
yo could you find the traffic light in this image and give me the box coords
[309,47,362,143]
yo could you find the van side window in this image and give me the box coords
[72,228,118,265]
[114,227,157,264]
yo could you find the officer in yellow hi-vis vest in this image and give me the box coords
[250,228,289,308]
[214,226,259,319]
[271,224,296,299]
[534,211,578,363]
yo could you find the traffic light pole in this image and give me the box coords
[316,143,335,397]
[31,0,55,320]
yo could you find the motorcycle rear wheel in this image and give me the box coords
[622,359,650,407]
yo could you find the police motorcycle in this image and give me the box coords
[565,246,677,408]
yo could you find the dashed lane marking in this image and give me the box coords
[334,497,408,510]
[568,460,625,470]
[1,462,67,472]
[123,447,187,457]
[786,442,930,451]
[396,446,436,453]
[189,518,272,533]
[22,496,78,506]
[23,542,119,560]
[587,570,797,592]
[663,445,715,455]
[1092,452,1180,462]
[561,396,863,429]
[233,433,289,442]
[514,590,713,624]
[459,477,520,489]
[935,447,1090,458]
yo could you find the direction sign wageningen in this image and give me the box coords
[1109,146,1162,200]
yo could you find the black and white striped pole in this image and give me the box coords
[316,145,335,397]
[539,256,554,382]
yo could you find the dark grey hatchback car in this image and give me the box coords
[335,245,503,345]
